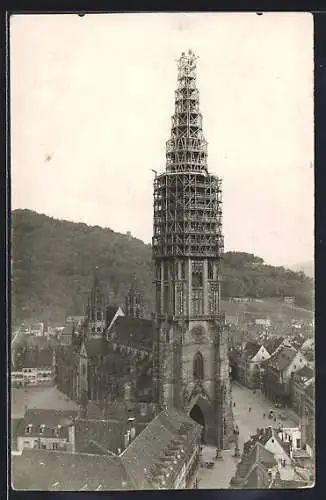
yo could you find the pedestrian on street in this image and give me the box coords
[233,402,236,407]
[263,413,265,418]
[249,407,251,413]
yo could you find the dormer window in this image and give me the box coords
[40,424,46,435]
[25,424,32,434]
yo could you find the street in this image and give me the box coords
[198,381,298,489]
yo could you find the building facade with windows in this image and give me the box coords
[262,346,308,406]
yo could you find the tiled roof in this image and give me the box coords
[246,426,293,458]
[106,306,120,325]
[111,316,154,352]
[244,342,262,360]
[264,337,285,356]
[294,365,314,382]
[11,449,132,490]
[24,336,58,349]
[22,347,53,368]
[235,441,276,486]
[84,338,108,358]
[267,345,298,371]
[12,386,80,417]
[106,400,156,423]
[16,409,78,439]
[85,401,104,419]
[244,462,271,488]
[75,419,128,455]
[121,406,201,489]
[244,428,270,454]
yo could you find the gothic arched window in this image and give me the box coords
[193,352,204,381]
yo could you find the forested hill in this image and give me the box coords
[12,209,313,325]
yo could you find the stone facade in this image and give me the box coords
[152,51,233,449]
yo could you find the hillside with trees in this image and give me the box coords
[12,210,314,325]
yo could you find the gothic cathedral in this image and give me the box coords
[152,50,234,448]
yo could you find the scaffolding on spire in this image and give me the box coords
[153,50,224,260]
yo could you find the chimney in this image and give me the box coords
[124,431,131,449]
[128,417,136,441]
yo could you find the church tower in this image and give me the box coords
[152,50,233,448]
[125,275,144,319]
[84,267,107,338]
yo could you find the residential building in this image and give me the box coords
[230,441,277,488]
[231,342,270,389]
[291,365,314,415]
[12,450,133,490]
[230,426,314,489]
[12,346,56,387]
[12,406,202,490]
[262,346,308,406]
[121,406,202,489]
[15,409,78,453]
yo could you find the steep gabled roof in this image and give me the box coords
[75,419,130,455]
[244,427,273,454]
[264,337,285,356]
[267,345,298,371]
[253,441,276,467]
[244,342,262,360]
[84,338,107,358]
[106,306,122,326]
[235,441,276,487]
[111,316,154,352]
[244,461,272,488]
[11,449,132,490]
[121,406,201,489]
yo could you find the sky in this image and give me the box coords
[10,12,314,267]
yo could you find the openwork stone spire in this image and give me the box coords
[166,50,208,174]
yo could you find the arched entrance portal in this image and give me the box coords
[190,404,205,443]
